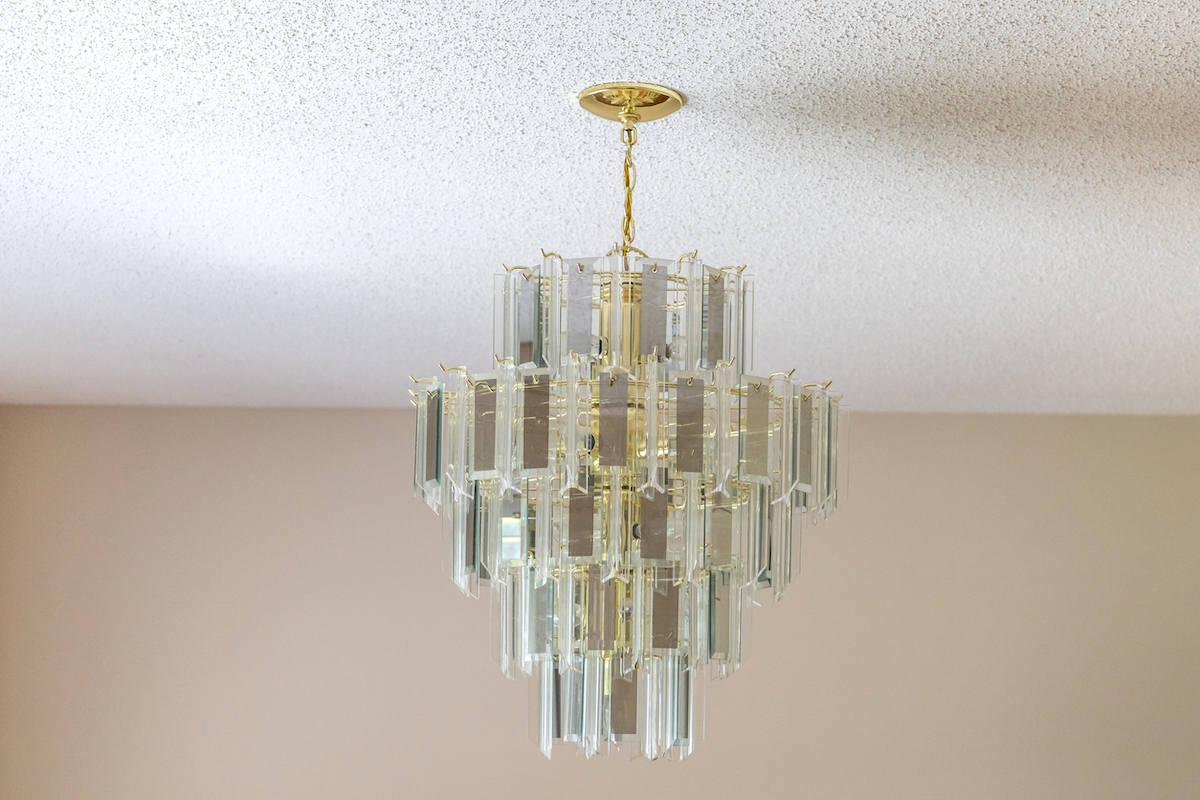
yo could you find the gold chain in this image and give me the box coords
[619,106,639,252]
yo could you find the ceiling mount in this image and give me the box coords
[577,82,685,123]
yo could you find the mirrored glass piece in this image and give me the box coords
[568,476,595,558]
[598,371,628,467]
[741,376,770,480]
[638,259,668,357]
[522,373,550,471]
[639,486,669,559]
[676,375,705,475]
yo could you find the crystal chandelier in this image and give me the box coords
[412,83,846,760]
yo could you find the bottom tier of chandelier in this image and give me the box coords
[412,253,846,760]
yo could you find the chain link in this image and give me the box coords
[619,110,639,251]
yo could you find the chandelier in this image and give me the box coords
[412,83,846,760]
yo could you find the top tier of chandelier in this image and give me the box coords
[412,83,845,761]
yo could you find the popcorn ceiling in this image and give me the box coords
[0,0,1197,412]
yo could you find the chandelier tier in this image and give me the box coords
[412,83,846,760]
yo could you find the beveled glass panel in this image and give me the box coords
[568,476,594,557]
[714,361,738,488]
[749,482,771,588]
[675,659,691,751]
[837,401,850,505]
[796,390,813,490]
[496,362,517,489]
[825,393,836,508]
[708,569,732,659]
[414,384,442,512]
[475,479,499,582]
[642,362,664,491]
[586,564,615,651]
[600,254,623,367]
[533,660,554,755]
[740,376,770,480]
[610,667,639,735]
[706,489,734,566]
[559,654,584,742]
[704,268,725,366]
[652,570,679,649]
[522,373,550,471]
[424,386,441,484]
[518,268,542,366]
[811,387,827,524]
[739,276,754,374]
[499,489,523,563]
[465,482,478,573]
[562,355,582,489]
[598,371,628,467]
[472,377,497,474]
[675,375,705,475]
[680,256,705,370]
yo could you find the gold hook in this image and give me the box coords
[439,363,468,373]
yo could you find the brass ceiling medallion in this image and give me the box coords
[577,82,686,123]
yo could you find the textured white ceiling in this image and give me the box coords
[2,1,1198,412]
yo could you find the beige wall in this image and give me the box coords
[1,407,1197,799]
